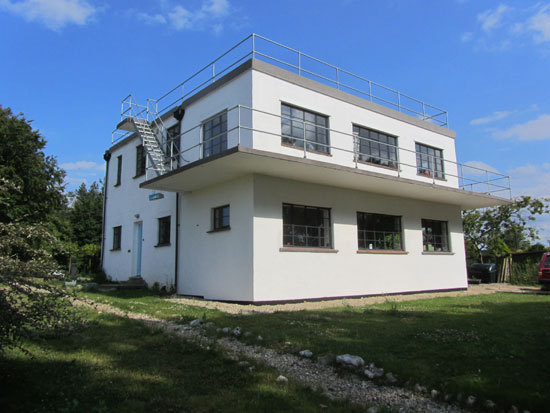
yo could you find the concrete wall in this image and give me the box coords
[103,137,177,287]
[250,70,460,188]
[178,175,254,301]
[252,175,467,302]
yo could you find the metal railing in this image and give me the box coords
[113,33,449,146]
[154,104,511,198]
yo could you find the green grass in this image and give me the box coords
[81,290,550,412]
[0,307,362,412]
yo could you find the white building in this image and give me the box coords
[102,34,511,302]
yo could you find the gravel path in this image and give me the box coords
[166,283,532,315]
[75,297,466,412]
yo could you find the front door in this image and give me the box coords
[133,221,143,277]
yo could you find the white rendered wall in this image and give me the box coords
[250,70,459,188]
[178,175,254,301]
[103,137,177,288]
[252,175,467,302]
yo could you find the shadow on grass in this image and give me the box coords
[0,311,360,413]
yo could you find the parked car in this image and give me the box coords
[468,263,498,283]
[538,252,550,290]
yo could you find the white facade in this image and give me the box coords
[102,55,509,301]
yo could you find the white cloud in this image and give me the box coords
[528,4,550,43]
[461,31,473,42]
[0,0,97,31]
[494,114,550,141]
[470,110,514,126]
[61,160,104,171]
[462,161,501,176]
[478,4,511,33]
[132,0,232,32]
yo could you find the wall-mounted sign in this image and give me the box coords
[149,193,164,201]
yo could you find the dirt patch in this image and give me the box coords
[166,283,531,315]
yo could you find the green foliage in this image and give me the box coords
[0,106,65,223]
[69,182,103,247]
[463,196,549,261]
[510,262,539,285]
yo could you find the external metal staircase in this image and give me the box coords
[132,118,166,174]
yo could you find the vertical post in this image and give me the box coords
[422,103,426,121]
[238,105,241,147]
[396,143,401,178]
[252,34,255,59]
[212,63,216,83]
[397,92,401,113]
[354,135,358,168]
[303,120,306,159]
[486,170,490,194]
[431,154,435,184]
[460,163,464,189]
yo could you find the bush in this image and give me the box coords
[510,262,539,286]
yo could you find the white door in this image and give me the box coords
[133,221,143,277]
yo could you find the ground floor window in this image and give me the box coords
[283,203,332,248]
[422,219,449,252]
[112,226,121,250]
[157,216,171,246]
[212,205,230,231]
[357,212,402,250]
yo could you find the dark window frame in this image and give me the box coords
[202,111,228,159]
[421,219,450,252]
[135,144,146,177]
[281,103,330,154]
[357,212,403,251]
[353,124,398,169]
[112,226,121,250]
[211,205,230,232]
[115,155,122,186]
[157,216,171,246]
[415,143,445,179]
[282,203,332,248]
[166,123,181,166]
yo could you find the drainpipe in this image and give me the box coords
[174,191,179,293]
[100,150,111,268]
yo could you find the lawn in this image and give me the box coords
[0,307,363,412]
[81,289,550,412]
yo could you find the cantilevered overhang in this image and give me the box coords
[141,146,511,210]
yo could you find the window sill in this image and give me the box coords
[154,243,171,248]
[110,248,121,252]
[356,159,399,171]
[280,247,338,253]
[207,226,231,234]
[281,143,332,157]
[422,251,454,255]
[357,249,409,255]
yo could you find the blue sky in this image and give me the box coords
[1,0,549,243]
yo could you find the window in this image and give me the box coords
[283,203,332,248]
[157,216,171,246]
[115,155,122,186]
[353,125,398,169]
[135,145,146,177]
[357,212,402,250]
[212,205,230,231]
[166,124,180,166]
[281,104,329,154]
[112,226,121,250]
[416,143,444,179]
[203,112,227,158]
[422,219,449,252]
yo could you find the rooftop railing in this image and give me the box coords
[113,33,449,144]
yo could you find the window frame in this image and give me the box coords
[210,204,230,232]
[202,111,228,159]
[112,226,121,250]
[421,219,450,252]
[135,144,146,177]
[353,124,398,170]
[281,103,330,155]
[156,216,171,247]
[357,211,403,251]
[166,123,181,166]
[282,203,333,249]
[115,155,122,186]
[415,143,445,179]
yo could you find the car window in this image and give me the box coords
[545,255,550,268]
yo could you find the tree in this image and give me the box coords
[463,196,549,262]
[69,182,103,247]
[0,106,65,223]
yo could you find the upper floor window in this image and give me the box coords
[422,219,450,252]
[357,212,402,250]
[135,145,146,177]
[283,203,332,248]
[203,112,227,158]
[281,104,329,154]
[157,216,171,246]
[353,125,398,169]
[166,123,180,166]
[416,143,444,179]
[212,205,230,231]
[115,155,122,186]
[112,226,121,250]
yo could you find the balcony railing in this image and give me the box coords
[113,33,449,145]
[150,104,511,199]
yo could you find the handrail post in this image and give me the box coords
[486,170,489,194]
[252,34,255,58]
[422,102,426,121]
[238,105,241,147]
[397,92,401,113]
